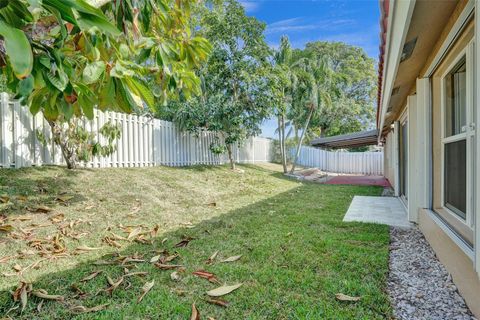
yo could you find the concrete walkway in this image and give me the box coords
[343,196,411,228]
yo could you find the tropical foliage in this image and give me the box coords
[0,0,211,168]
[160,0,273,169]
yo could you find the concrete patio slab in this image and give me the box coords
[344,196,411,228]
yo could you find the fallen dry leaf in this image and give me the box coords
[75,246,102,254]
[81,271,103,282]
[335,293,361,302]
[0,224,13,233]
[137,280,154,303]
[206,250,219,264]
[206,298,229,308]
[150,255,161,263]
[0,195,10,203]
[193,270,220,284]
[49,213,65,223]
[221,255,242,263]
[105,276,124,295]
[174,236,194,248]
[12,282,31,312]
[191,303,200,320]
[206,283,242,297]
[155,263,183,270]
[70,304,109,314]
[12,264,22,272]
[55,195,74,203]
[27,206,52,213]
[127,227,143,241]
[31,289,64,301]
[170,271,181,281]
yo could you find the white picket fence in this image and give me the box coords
[0,93,273,168]
[295,145,384,175]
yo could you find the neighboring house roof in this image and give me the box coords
[310,130,378,149]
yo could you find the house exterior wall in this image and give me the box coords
[381,1,480,316]
[383,131,396,186]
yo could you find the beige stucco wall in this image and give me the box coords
[383,131,395,187]
[418,209,480,318]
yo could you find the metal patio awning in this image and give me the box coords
[310,129,378,149]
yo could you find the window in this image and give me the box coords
[431,23,474,247]
[443,57,468,220]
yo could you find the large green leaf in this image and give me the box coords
[0,21,33,79]
[83,61,105,84]
[45,69,69,92]
[124,77,154,110]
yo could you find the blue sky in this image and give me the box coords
[242,0,381,138]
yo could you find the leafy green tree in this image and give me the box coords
[0,0,211,168]
[271,36,294,173]
[165,0,273,170]
[303,42,376,137]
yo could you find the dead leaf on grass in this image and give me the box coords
[170,271,181,281]
[105,276,124,295]
[192,270,220,284]
[205,298,229,308]
[55,195,74,203]
[70,304,109,314]
[75,246,102,254]
[81,271,103,282]
[137,280,154,303]
[335,293,361,302]
[191,303,200,320]
[0,196,10,203]
[220,255,242,263]
[31,289,64,301]
[0,224,13,233]
[174,236,194,248]
[155,263,183,270]
[206,250,219,265]
[49,213,65,223]
[206,283,242,297]
[27,206,53,213]
[12,282,31,312]
[12,264,22,272]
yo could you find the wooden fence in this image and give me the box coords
[0,93,273,168]
[294,145,384,175]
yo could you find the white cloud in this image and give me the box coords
[266,17,355,35]
[239,1,260,13]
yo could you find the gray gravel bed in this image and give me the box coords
[388,227,476,320]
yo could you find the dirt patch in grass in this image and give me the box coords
[0,164,391,319]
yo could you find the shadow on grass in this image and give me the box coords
[0,166,91,216]
[0,169,391,319]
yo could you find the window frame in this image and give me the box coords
[440,40,475,229]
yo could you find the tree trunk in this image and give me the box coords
[290,106,314,174]
[277,115,287,173]
[47,120,77,169]
[280,115,287,173]
[226,144,235,170]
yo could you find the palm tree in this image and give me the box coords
[273,36,294,173]
[289,53,335,174]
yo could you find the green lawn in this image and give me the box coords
[0,164,391,319]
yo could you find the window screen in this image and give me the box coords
[444,140,466,219]
[445,57,467,137]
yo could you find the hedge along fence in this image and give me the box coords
[293,145,384,175]
[0,93,274,169]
